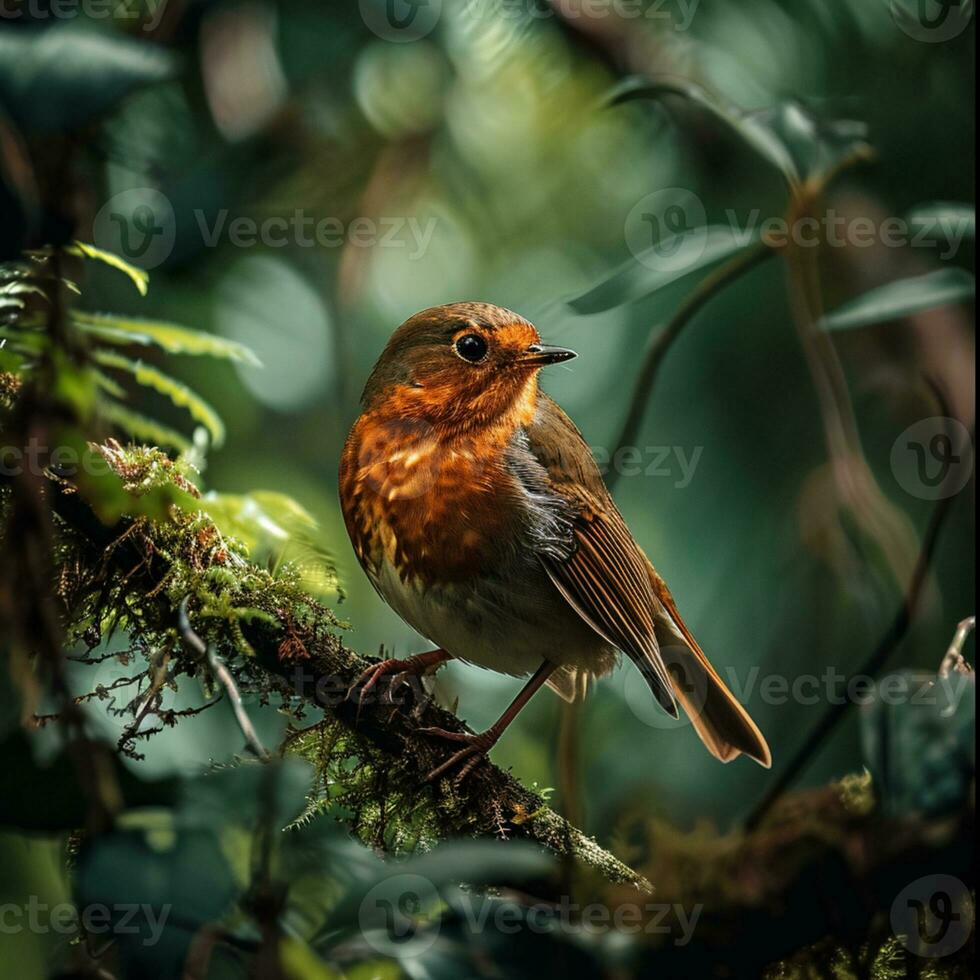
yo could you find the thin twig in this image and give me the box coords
[939,616,976,678]
[782,156,919,595]
[178,597,271,762]
[745,469,966,832]
[607,242,775,488]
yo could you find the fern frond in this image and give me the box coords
[98,401,194,454]
[93,350,225,447]
[74,311,260,365]
[66,242,149,295]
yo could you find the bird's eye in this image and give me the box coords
[453,333,489,363]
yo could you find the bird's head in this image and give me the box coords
[360,302,576,432]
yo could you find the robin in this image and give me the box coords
[339,302,771,781]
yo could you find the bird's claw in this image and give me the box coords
[387,670,417,704]
[419,726,496,783]
[346,659,427,723]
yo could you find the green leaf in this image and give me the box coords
[820,268,975,332]
[67,242,150,295]
[0,327,46,354]
[75,310,261,365]
[281,936,344,980]
[91,368,128,399]
[202,490,340,595]
[0,281,48,303]
[568,226,760,314]
[905,203,975,243]
[0,25,174,134]
[98,401,193,454]
[75,825,236,973]
[609,78,800,186]
[94,350,226,447]
[0,346,27,375]
[608,79,869,191]
[319,840,554,948]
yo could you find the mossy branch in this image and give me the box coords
[41,452,652,892]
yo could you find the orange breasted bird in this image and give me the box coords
[339,302,771,781]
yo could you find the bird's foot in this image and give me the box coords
[418,726,498,783]
[346,650,449,710]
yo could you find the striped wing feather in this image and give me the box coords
[526,396,678,715]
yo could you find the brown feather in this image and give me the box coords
[525,394,771,766]
[525,398,677,714]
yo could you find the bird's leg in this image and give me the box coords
[421,660,557,782]
[347,649,452,708]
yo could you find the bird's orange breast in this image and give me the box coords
[339,412,526,586]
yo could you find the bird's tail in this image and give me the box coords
[649,574,771,768]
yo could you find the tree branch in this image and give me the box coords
[43,471,653,892]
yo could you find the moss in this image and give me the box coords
[835,768,876,817]
[56,441,343,760]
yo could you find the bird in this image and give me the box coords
[339,302,771,781]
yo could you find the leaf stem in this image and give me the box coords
[607,241,775,490]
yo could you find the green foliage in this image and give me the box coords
[821,267,976,332]
[66,243,150,296]
[608,79,871,192]
[567,225,762,314]
[92,350,227,447]
[0,24,174,134]
[0,245,257,450]
[202,491,341,600]
[74,310,262,365]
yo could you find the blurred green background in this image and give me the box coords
[1,0,974,976]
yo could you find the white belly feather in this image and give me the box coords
[369,556,615,680]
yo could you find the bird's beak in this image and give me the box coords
[519,343,578,366]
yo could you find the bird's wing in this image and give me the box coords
[514,393,677,715]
